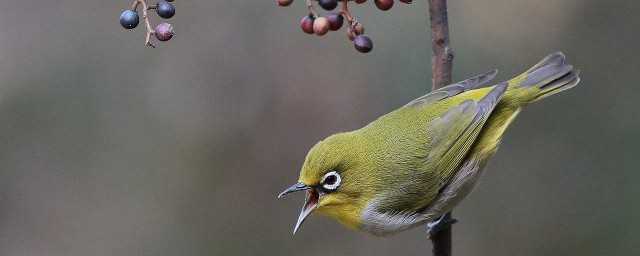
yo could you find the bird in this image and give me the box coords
[278,52,580,236]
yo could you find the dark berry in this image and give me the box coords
[354,0,367,3]
[313,17,330,36]
[301,16,315,34]
[120,9,139,29]
[374,0,394,11]
[399,0,412,3]
[318,0,338,10]
[325,13,344,31]
[156,2,175,19]
[354,35,373,53]
[155,23,174,41]
[277,0,293,6]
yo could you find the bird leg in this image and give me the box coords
[427,213,458,239]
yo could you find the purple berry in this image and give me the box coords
[354,35,373,53]
[156,2,176,19]
[318,0,338,10]
[155,23,174,41]
[325,13,344,31]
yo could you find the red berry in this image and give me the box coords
[301,16,315,34]
[277,0,293,6]
[399,0,412,3]
[325,13,344,31]
[354,0,367,3]
[374,0,394,11]
[354,35,373,53]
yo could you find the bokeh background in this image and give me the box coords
[1,0,639,255]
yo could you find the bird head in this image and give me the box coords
[278,132,368,234]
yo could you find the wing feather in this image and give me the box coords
[376,82,508,214]
[405,70,497,108]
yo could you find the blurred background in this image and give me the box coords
[1,0,638,255]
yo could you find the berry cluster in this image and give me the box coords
[278,0,412,53]
[120,0,177,48]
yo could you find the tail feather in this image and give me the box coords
[506,52,580,103]
[524,52,566,73]
[520,64,573,89]
[536,70,580,101]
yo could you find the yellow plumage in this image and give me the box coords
[279,52,580,235]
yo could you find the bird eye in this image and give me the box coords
[324,175,337,185]
[321,171,341,192]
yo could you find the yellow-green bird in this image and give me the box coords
[278,52,580,236]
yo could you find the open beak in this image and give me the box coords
[278,182,320,234]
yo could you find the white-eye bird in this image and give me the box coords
[278,53,580,236]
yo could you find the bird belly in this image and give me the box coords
[416,158,485,223]
[358,157,487,236]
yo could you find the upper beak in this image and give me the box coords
[278,182,320,234]
[278,182,308,198]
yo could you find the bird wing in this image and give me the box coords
[375,82,508,214]
[404,69,497,108]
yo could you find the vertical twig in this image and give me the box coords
[428,0,454,255]
[430,212,454,256]
[428,0,454,90]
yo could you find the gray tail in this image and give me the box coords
[508,52,581,103]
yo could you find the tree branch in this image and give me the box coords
[427,0,455,255]
[428,0,454,90]
[430,212,454,256]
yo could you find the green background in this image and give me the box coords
[1,0,638,255]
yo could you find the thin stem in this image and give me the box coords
[306,0,319,18]
[131,0,157,48]
[340,1,353,21]
[138,0,156,48]
[339,1,358,40]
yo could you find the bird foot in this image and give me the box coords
[427,214,458,239]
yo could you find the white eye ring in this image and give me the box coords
[321,171,341,192]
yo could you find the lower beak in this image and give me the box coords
[293,189,320,234]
